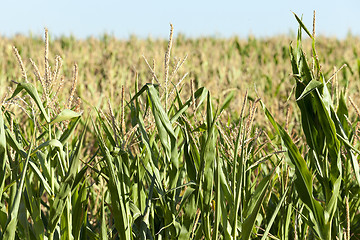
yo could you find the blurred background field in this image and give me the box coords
[1,33,360,126]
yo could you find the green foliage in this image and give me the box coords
[0,13,360,240]
[261,13,360,240]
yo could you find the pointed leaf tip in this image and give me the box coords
[50,109,82,125]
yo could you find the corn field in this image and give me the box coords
[0,13,360,239]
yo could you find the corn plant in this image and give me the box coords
[261,13,360,240]
[93,24,278,239]
[0,30,91,240]
[94,84,278,239]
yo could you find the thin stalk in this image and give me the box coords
[232,124,247,239]
[3,127,35,240]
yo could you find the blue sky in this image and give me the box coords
[0,0,359,39]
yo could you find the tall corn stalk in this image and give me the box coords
[261,13,360,239]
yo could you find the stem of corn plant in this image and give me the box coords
[47,95,55,240]
[3,117,36,240]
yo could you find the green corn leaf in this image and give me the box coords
[24,175,44,240]
[292,12,313,39]
[337,91,349,135]
[298,50,314,86]
[183,137,197,182]
[100,190,108,240]
[28,161,53,195]
[48,119,87,233]
[219,91,234,113]
[219,163,233,205]
[128,83,157,106]
[324,173,341,223]
[35,150,60,191]
[336,133,360,185]
[93,122,131,239]
[7,82,50,122]
[312,95,340,169]
[284,202,293,239]
[98,112,117,147]
[0,204,7,232]
[261,184,290,240]
[3,140,33,240]
[147,85,177,143]
[334,96,351,137]
[67,119,87,179]
[261,100,327,238]
[0,113,8,203]
[72,181,88,240]
[146,85,179,191]
[130,110,165,197]
[5,128,27,159]
[17,197,31,240]
[212,148,221,240]
[170,87,208,124]
[200,92,217,239]
[58,116,82,144]
[242,173,272,240]
[321,75,332,107]
[296,80,323,101]
[136,173,155,240]
[33,139,67,175]
[177,186,196,218]
[49,109,82,125]
[289,45,299,75]
[206,92,213,132]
